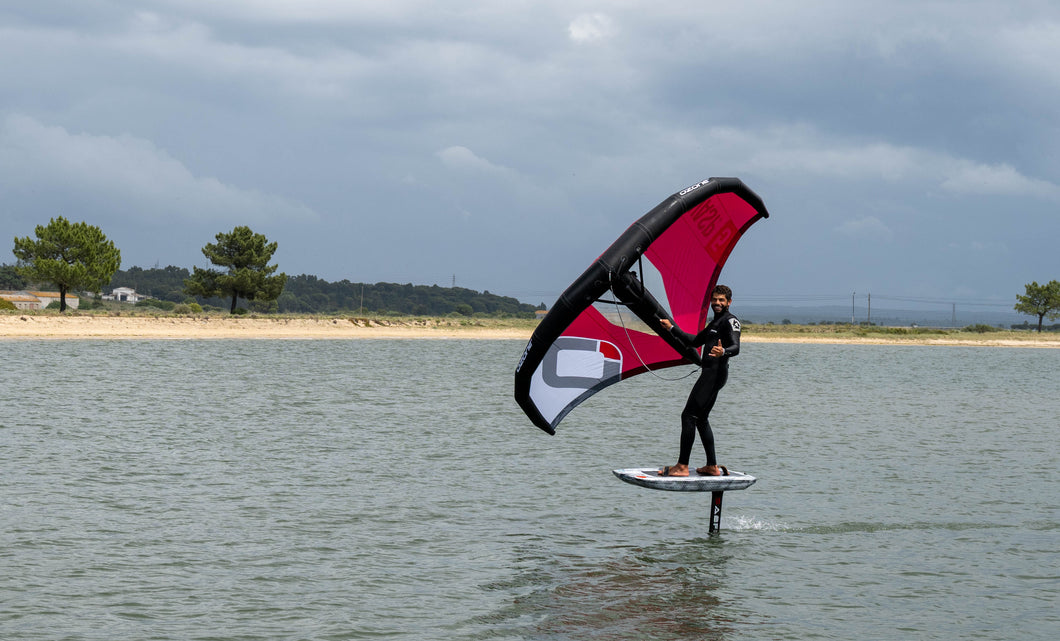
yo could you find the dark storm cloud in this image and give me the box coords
[2,1,1058,307]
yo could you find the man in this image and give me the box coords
[658,285,740,477]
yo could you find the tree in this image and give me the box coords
[1014,280,1060,333]
[0,263,26,290]
[12,216,121,312]
[184,226,287,313]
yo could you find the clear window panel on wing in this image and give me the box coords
[589,257,674,334]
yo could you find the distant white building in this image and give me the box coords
[0,291,42,310]
[31,291,80,310]
[0,290,80,310]
[104,287,146,303]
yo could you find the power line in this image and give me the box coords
[863,295,1015,308]
[736,293,1015,308]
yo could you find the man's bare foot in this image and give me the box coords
[696,464,724,476]
[659,464,689,477]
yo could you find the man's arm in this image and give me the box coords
[721,316,741,358]
[660,318,710,349]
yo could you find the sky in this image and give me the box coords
[2,1,1058,314]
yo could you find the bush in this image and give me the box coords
[136,299,176,311]
[962,324,1001,333]
[0,298,16,311]
[249,299,278,313]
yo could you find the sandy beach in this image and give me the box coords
[0,315,531,340]
[3,314,1060,347]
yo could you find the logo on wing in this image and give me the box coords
[528,336,624,427]
[540,337,622,389]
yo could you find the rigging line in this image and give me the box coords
[606,271,697,383]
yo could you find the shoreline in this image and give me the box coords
[3,314,1060,347]
[739,335,1060,348]
[0,314,530,340]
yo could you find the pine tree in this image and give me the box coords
[1014,280,1060,332]
[184,226,287,313]
[13,216,121,312]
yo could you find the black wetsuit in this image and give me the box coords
[670,309,740,467]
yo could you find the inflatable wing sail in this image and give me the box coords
[514,177,769,434]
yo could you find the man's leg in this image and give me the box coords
[694,369,727,474]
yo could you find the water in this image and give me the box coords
[1,339,1057,640]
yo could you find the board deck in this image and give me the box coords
[612,467,756,492]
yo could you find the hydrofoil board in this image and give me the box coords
[613,467,756,492]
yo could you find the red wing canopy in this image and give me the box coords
[514,177,769,434]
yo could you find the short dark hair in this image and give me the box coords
[713,285,733,300]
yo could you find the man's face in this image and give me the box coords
[711,293,731,314]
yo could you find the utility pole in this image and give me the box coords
[952,303,956,326]
[852,291,855,324]
[868,293,871,325]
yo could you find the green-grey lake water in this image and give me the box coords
[2,339,1057,640]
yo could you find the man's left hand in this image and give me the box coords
[708,339,724,358]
